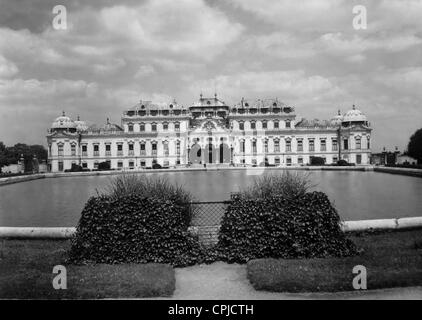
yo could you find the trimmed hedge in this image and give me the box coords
[68,194,202,267]
[218,191,357,263]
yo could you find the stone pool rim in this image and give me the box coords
[1,216,422,239]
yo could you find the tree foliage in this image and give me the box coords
[0,142,48,171]
[407,128,422,164]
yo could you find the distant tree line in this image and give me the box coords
[0,142,48,172]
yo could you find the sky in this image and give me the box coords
[0,0,421,152]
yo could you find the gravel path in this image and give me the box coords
[169,262,422,300]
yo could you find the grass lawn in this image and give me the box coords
[0,240,175,299]
[247,229,422,293]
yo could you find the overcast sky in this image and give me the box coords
[0,0,421,151]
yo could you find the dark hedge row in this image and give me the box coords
[68,194,202,267]
[217,191,357,263]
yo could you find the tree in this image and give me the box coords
[407,128,422,164]
[0,143,48,172]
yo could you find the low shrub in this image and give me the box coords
[218,191,357,263]
[336,159,354,166]
[237,171,315,200]
[310,156,326,166]
[68,194,202,266]
[97,161,111,171]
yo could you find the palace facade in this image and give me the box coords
[47,95,372,172]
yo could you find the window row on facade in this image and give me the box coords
[124,121,185,133]
[231,119,294,131]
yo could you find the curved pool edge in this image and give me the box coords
[1,216,422,239]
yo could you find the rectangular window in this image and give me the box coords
[93,144,99,156]
[175,122,180,131]
[117,161,123,169]
[240,140,245,153]
[58,145,64,157]
[274,140,280,153]
[344,139,349,150]
[117,144,123,156]
[332,139,338,151]
[140,161,146,167]
[164,142,169,156]
[250,122,256,130]
[82,162,88,168]
[129,161,134,169]
[105,144,111,156]
[309,140,315,152]
[356,154,362,164]
[286,140,291,152]
[71,145,76,156]
[140,142,146,155]
[128,144,134,155]
[275,157,280,165]
[274,121,279,129]
[356,138,361,150]
[151,123,157,132]
[286,121,291,128]
[239,122,244,131]
[176,141,181,156]
[128,124,133,132]
[297,140,303,152]
[298,157,303,165]
[286,157,292,166]
[152,143,157,156]
[140,123,145,131]
[264,140,268,153]
[163,122,168,131]
[333,157,338,163]
[82,145,87,156]
[320,139,326,151]
[262,121,267,129]
[58,161,64,171]
[252,141,257,154]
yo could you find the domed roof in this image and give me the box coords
[74,116,89,131]
[51,112,77,129]
[330,110,343,125]
[342,105,367,123]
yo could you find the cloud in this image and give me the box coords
[98,0,243,58]
[0,55,18,78]
[229,0,349,31]
[134,65,155,78]
[191,70,345,103]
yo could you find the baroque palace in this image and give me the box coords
[47,95,372,172]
